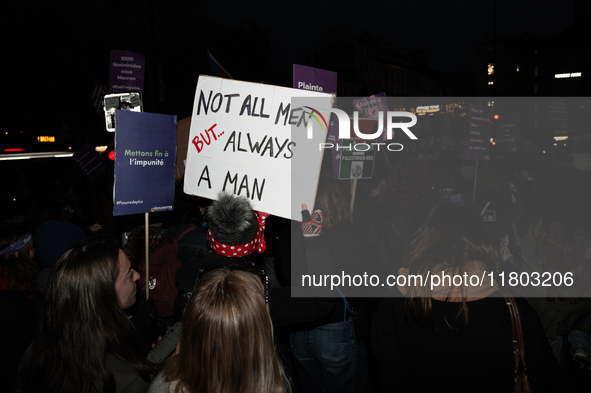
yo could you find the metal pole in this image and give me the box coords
[145,213,150,300]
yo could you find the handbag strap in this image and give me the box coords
[504,295,530,392]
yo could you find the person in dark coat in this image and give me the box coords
[372,203,565,393]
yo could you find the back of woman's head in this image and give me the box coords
[0,223,39,295]
[403,203,500,330]
[22,236,153,392]
[405,203,499,278]
[44,236,123,330]
[166,269,288,393]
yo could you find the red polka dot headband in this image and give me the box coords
[207,211,269,257]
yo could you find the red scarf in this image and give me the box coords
[208,211,269,257]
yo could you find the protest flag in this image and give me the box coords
[208,50,233,79]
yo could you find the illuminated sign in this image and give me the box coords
[415,105,440,115]
[555,72,582,78]
[37,136,55,142]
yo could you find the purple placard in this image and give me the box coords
[496,113,520,153]
[72,143,105,182]
[114,111,177,216]
[293,65,339,178]
[352,93,389,141]
[465,104,491,161]
[109,50,145,93]
[293,64,337,93]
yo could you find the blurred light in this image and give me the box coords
[37,136,55,142]
[555,72,582,78]
[108,151,115,161]
[95,146,108,153]
[493,114,499,120]
[4,148,23,152]
[0,156,30,160]
[553,136,568,141]
[0,151,74,161]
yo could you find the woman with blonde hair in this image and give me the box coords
[150,269,290,393]
[371,203,565,392]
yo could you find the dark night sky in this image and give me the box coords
[1,0,576,146]
[203,0,574,73]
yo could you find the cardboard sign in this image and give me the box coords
[547,100,568,130]
[184,75,334,220]
[337,139,376,179]
[109,50,145,93]
[465,104,491,161]
[496,113,520,153]
[114,111,177,216]
[482,210,496,222]
[72,143,105,181]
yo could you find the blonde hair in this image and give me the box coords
[164,269,290,393]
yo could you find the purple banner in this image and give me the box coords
[293,64,337,93]
[114,111,177,216]
[293,65,339,178]
[496,113,520,153]
[465,104,491,161]
[352,93,389,141]
[109,50,145,93]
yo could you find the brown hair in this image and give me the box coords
[19,235,156,392]
[403,203,500,330]
[164,269,290,393]
[0,224,39,296]
[315,173,352,229]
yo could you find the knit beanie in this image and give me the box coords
[205,192,268,256]
[34,220,88,268]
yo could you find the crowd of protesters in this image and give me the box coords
[1,134,590,392]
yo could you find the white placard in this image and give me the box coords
[184,75,334,220]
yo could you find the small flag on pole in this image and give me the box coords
[208,50,233,79]
[90,77,108,117]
